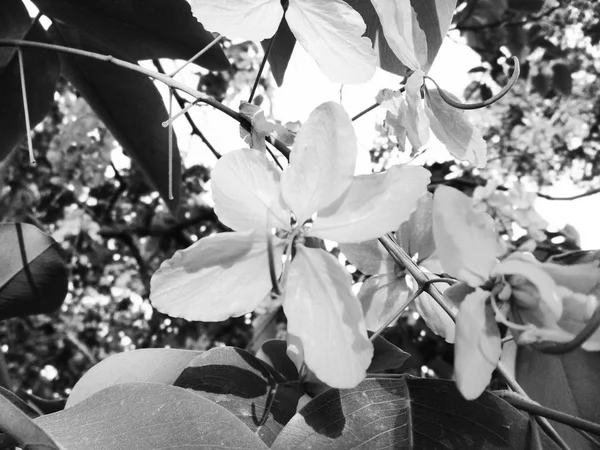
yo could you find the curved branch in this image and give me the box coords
[0,39,291,159]
[532,306,600,354]
[424,56,520,110]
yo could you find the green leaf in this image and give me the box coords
[272,375,560,449]
[31,0,229,70]
[262,19,296,86]
[36,382,268,449]
[50,25,182,214]
[397,190,435,262]
[368,334,410,372]
[0,18,59,161]
[173,347,303,447]
[255,339,300,381]
[0,0,31,70]
[517,347,600,450]
[0,223,67,320]
[66,348,203,408]
[0,386,60,450]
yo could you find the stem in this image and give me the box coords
[168,34,223,78]
[0,39,291,159]
[351,102,379,121]
[377,232,571,450]
[17,48,34,164]
[533,306,600,354]
[369,287,424,342]
[497,390,600,438]
[424,56,520,110]
[167,90,174,200]
[249,36,276,103]
[153,60,221,159]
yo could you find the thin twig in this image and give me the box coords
[0,39,290,159]
[424,56,520,110]
[249,35,276,103]
[496,390,600,438]
[153,60,221,159]
[351,103,379,121]
[532,306,600,354]
[370,287,424,342]
[168,34,223,78]
[17,48,34,164]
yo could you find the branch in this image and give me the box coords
[496,390,600,437]
[0,39,291,160]
[152,59,221,160]
[377,233,571,450]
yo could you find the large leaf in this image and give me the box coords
[31,0,228,69]
[66,348,203,408]
[50,25,182,214]
[517,347,600,449]
[36,382,268,449]
[0,223,67,320]
[0,15,59,161]
[272,375,560,449]
[173,347,303,447]
[0,388,59,450]
[0,0,31,70]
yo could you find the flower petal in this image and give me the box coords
[282,245,373,388]
[311,165,431,243]
[541,261,600,296]
[286,0,377,83]
[150,231,284,321]
[425,88,487,168]
[432,185,498,287]
[397,191,435,262]
[281,102,357,224]
[414,286,456,343]
[454,289,502,400]
[358,273,410,331]
[495,259,563,324]
[370,0,427,71]
[190,0,283,41]
[405,70,430,149]
[212,149,289,232]
[339,240,394,276]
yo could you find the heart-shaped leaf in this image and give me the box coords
[174,346,303,446]
[66,348,203,408]
[0,223,67,320]
[50,25,182,214]
[31,0,229,69]
[36,383,268,449]
[272,375,560,449]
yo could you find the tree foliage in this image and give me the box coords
[0,0,600,448]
